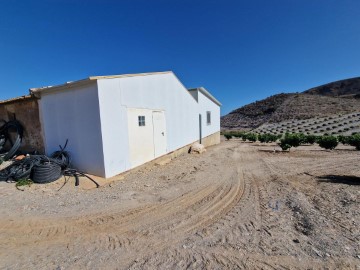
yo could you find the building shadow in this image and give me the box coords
[317,175,360,185]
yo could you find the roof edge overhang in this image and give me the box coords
[30,71,173,97]
[0,95,35,105]
[189,87,222,106]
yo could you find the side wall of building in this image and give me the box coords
[97,79,131,177]
[38,82,106,176]
[0,97,45,153]
[97,73,201,177]
[197,91,221,142]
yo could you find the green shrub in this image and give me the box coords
[258,134,278,143]
[229,131,244,138]
[278,133,302,151]
[304,135,317,144]
[287,133,302,147]
[278,141,291,151]
[246,133,257,142]
[224,134,232,140]
[338,135,350,145]
[258,134,266,143]
[348,134,360,150]
[317,136,338,150]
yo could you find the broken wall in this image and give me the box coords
[0,96,45,153]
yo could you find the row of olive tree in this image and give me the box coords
[222,131,360,151]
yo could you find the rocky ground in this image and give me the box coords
[0,139,359,269]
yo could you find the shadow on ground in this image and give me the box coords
[317,175,360,185]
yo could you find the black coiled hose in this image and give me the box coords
[32,162,62,183]
[0,120,24,161]
[50,139,70,169]
[0,139,99,187]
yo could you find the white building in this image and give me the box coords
[31,71,221,178]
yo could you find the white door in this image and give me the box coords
[152,111,167,158]
[127,108,155,168]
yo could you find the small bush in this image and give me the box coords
[348,134,360,150]
[224,134,232,140]
[258,134,278,143]
[278,142,291,151]
[317,136,338,150]
[246,133,257,142]
[338,135,350,145]
[304,135,317,144]
[278,133,302,151]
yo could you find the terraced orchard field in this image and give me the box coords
[255,111,360,136]
[0,140,359,269]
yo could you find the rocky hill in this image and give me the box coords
[221,77,360,130]
[303,77,360,97]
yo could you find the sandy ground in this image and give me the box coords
[0,139,359,269]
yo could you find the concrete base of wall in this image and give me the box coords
[77,132,222,189]
[154,131,220,165]
[99,131,221,183]
[201,131,220,147]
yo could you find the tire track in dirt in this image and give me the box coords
[2,141,358,269]
[0,143,246,269]
[67,146,246,267]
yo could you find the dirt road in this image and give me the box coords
[0,140,359,269]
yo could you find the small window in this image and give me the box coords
[206,111,211,125]
[138,116,145,126]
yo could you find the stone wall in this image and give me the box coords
[0,96,45,153]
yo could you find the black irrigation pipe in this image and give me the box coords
[0,120,24,161]
[63,169,100,188]
[0,139,99,188]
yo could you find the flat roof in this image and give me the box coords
[189,87,222,106]
[30,71,173,95]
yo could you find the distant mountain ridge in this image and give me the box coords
[221,77,360,130]
[304,77,360,97]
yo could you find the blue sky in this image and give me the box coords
[1,0,359,115]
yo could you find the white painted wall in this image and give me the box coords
[97,79,130,177]
[38,72,220,178]
[38,82,106,176]
[97,73,201,177]
[197,91,221,138]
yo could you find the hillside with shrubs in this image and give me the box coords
[221,77,360,130]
